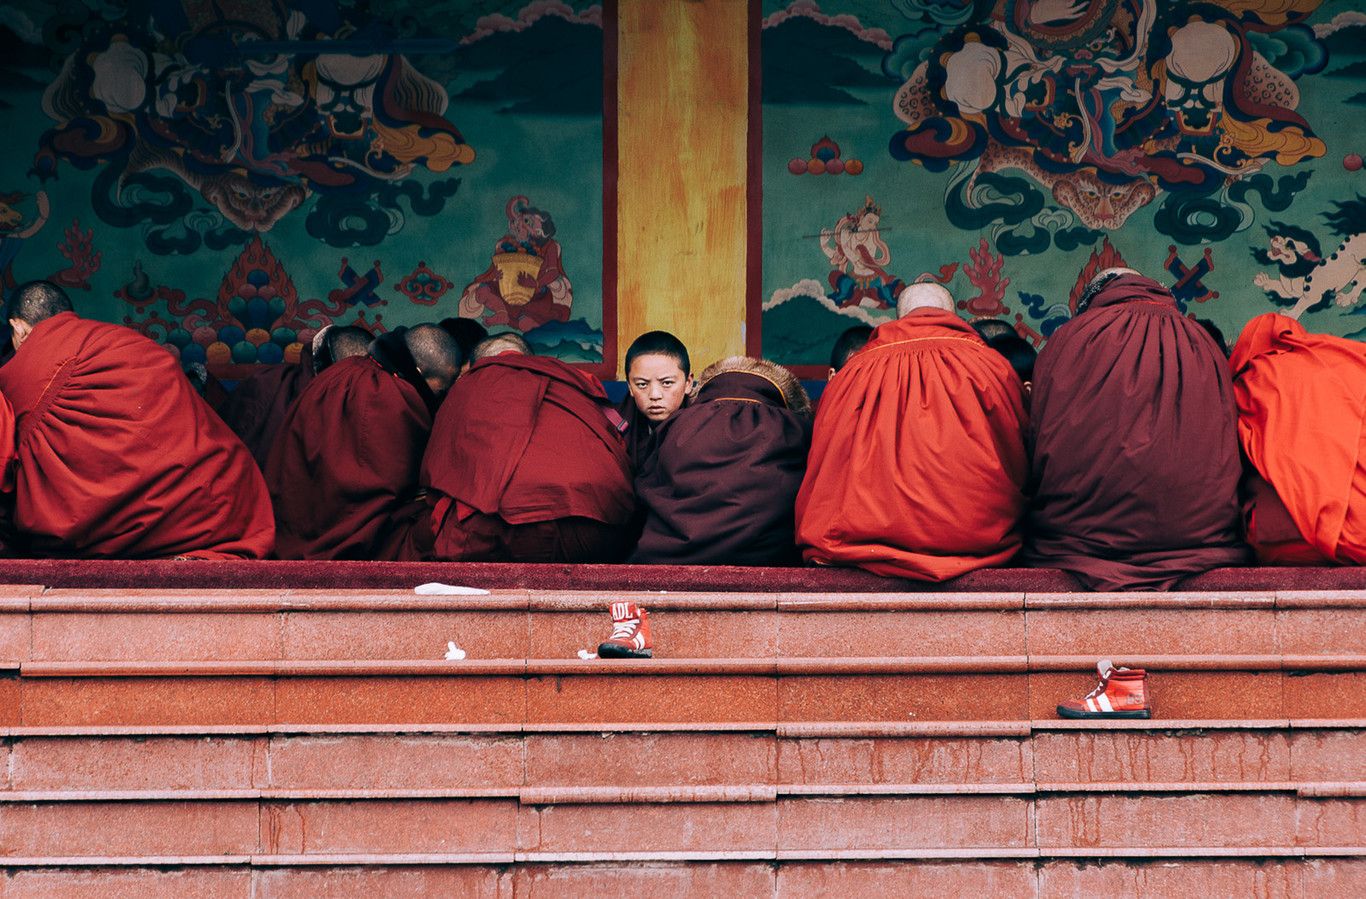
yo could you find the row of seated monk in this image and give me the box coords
[0,272,1354,591]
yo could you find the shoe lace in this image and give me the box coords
[610,618,638,640]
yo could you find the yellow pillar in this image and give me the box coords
[616,0,749,376]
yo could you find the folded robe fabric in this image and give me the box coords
[631,370,811,565]
[420,353,634,557]
[264,353,432,560]
[216,352,314,470]
[0,312,274,559]
[1024,273,1250,590]
[796,309,1030,581]
[1231,312,1366,565]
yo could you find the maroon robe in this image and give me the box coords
[616,390,692,470]
[631,370,811,565]
[417,353,634,562]
[0,312,274,559]
[264,353,431,560]
[1024,274,1250,589]
[217,350,314,470]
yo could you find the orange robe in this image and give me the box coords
[795,309,1029,580]
[1231,313,1366,565]
[0,312,274,559]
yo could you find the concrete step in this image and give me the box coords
[0,723,1360,794]
[0,859,1360,898]
[6,662,1366,726]
[0,792,1359,860]
[5,589,1360,665]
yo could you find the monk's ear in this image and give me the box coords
[686,373,697,397]
[9,319,30,351]
[827,367,837,380]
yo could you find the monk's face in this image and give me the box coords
[628,353,692,423]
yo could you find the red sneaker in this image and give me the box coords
[597,600,652,658]
[1057,660,1151,719]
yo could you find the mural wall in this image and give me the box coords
[0,0,609,374]
[760,0,1366,371]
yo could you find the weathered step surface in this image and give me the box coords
[0,579,1359,891]
[9,589,1362,665]
[0,859,1360,897]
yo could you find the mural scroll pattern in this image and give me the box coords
[0,0,607,369]
[761,0,1366,368]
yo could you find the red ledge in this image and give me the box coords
[20,654,1366,678]
[1026,592,1278,610]
[0,560,1364,594]
[519,786,778,804]
[776,593,1024,612]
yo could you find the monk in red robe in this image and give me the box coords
[796,283,1030,581]
[414,333,635,562]
[217,325,373,470]
[265,324,459,560]
[1231,313,1366,565]
[1025,269,1250,589]
[631,356,811,565]
[0,280,273,559]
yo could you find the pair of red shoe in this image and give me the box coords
[595,606,1151,722]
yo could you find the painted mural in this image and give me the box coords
[760,0,1366,370]
[0,0,607,372]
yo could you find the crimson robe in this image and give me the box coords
[217,351,314,470]
[264,354,431,560]
[631,370,811,565]
[1025,274,1250,589]
[0,312,273,559]
[1231,313,1366,565]
[418,353,634,562]
[796,309,1029,580]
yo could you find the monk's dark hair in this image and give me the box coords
[625,330,690,376]
[699,355,812,418]
[970,318,1014,342]
[984,332,1037,384]
[471,331,532,362]
[9,280,73,324]
[829,325,874,373]
[1195,317,1229,357]
[405,323,462,390]
[439,317,489,361]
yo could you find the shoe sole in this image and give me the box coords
[597,644,652,659]
[1056,705,1151,719]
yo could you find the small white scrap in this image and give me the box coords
[415,582,490,595]
[445,642,467,661]
[577,649,598,660]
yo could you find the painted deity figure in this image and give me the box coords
[459,196,573,331]
[820,196,904,309]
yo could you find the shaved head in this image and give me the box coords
[1077,267,1142,314]
[8,280,74,351]
[405,323,461,395]
[471,332,532,362]
[329,326,373,361]
[10,280,73,325]
[896,282,955,317]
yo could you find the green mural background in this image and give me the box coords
[760,0,1366,370]
[0,0,607,373]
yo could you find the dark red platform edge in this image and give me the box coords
[0,560,1360,592]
